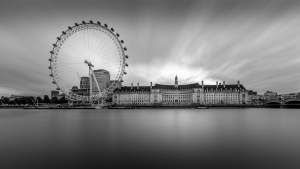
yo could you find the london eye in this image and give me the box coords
[48,20,128,102]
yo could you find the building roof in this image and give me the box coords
[153,83,201,89]
[114,86,151,92]
[203,84,246,91]
[114,83,247,92]
[93,69,110,74]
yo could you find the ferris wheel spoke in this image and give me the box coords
[95,51,118,62]
[72,30,86,60]
[93,33,112,59]
[96,43,119,57]
[59,46,80,59]
[87,28,94,59]
[89,29,99,56]
[88,28,97,61]
[93,53,119,60]
[62,65,88,90]
[100,51,121,61]
[93,59,120,64]
[96,41,117,57]
[86,28,90,58]
[56,58,83,65]
[58,62,86,72]
[90,28,104,56]
[101,43,119,54]
[66,38,86,60]
[96,28,109,53]
[59,68,83,88]
[95,56,120,63]
[97,48,120,58]
[57,65,85,77]
[63,32,85,55]
[59,41,85,61]
[85,28,91,60]
[96,36,114,51]
[92,28,103,55]
[58,50,81,61]
[61,71,76,85]
[56,52,83,62]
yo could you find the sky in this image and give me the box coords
[0,0,300,96]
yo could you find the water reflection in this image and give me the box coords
[0,109,300,168]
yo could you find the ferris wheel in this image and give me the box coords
[48,20,128,102]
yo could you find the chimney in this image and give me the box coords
[150,82,152,89]
[131,83,133,90]
[238,81,240,88]
[201,80,204,88]
[223,81,225,88]
[137,83,139,89]
[216,81,218,88]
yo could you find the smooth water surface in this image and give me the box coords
[0,108,300,168]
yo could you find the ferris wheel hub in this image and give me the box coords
[84,60,94,67]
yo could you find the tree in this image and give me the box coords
[43,95,51,103]
[13,98,20,105]
[25,97,34,105]
[37,96,43,104]
[19,97,27,105]
[106,97,112,103]
[52,97,59,104]
[8,98,14,105]
[59,96,68,104]
[2,97,9,104]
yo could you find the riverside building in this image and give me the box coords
[113,76,248,105]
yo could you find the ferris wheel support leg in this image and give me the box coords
[91,69,101,94]
[89,67,93,105]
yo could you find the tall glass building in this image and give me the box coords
[71,69,111,96]
[92,69,110,94]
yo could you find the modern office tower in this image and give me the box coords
[80,76,90,89]
[69,76,90,96]
[71,70,111,96]
[92,69,110,93]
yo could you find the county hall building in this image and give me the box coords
[113,76,248,105]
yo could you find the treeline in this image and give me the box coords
[0,95,68,105]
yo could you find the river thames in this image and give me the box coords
[0,108,300,169]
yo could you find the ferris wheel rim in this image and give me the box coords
[48,21,128,101]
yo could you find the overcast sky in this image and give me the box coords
[0,0,300,96]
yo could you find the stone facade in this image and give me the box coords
[113,76,248,105]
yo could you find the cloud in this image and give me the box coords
[0,0,300,96]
